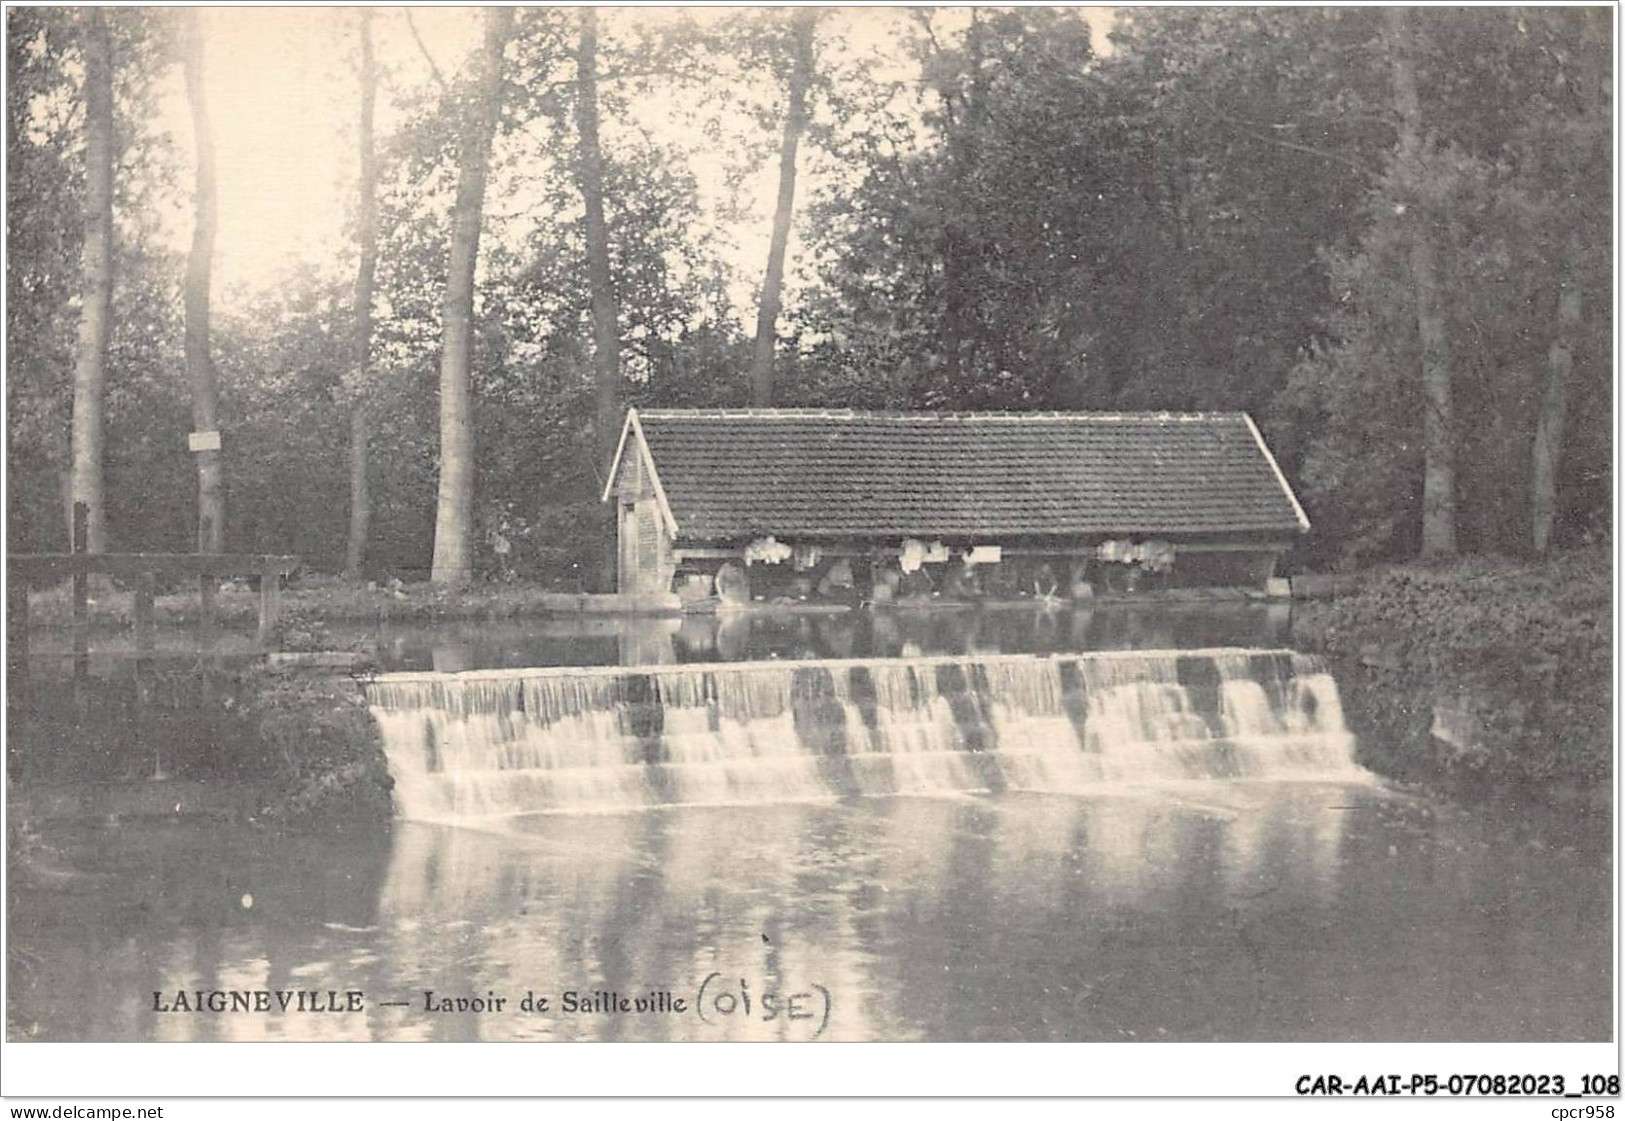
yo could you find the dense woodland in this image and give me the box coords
[6,7,1611,588]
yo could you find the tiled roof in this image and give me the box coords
[617,409,1308,542]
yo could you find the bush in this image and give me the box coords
[232,667,394,823]
[1294,548,1610,797]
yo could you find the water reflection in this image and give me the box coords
[12,603,1296,682]
[356,603,1294,672]
[9,783,1609,1041]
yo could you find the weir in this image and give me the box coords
[364,649,1364,820]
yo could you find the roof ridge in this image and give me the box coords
[634,408,1248,422]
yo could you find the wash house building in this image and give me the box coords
[601,408,1310,603]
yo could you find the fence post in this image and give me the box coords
[134,571,156,653]
[198,515,216,638]
[72,501,89,679]
[258,557,282,647]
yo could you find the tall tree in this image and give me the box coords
[574,8,624,591]
[68,7,113,553]
[748,8,816,407]
[925,7,987,399]
[429,6,512,587]
[344,8,378,579]
[182,8,222,552]
[9,9,188,555]
[576,8,621,476]
[7,8,82,551]
[1384,7,1455,558]
[1525,8,1609,555]
[798,8,1100,409]
[1531,278,1580,554]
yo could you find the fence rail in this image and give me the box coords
[7,503,300,674]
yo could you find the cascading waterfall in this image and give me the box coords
[364,649,1365,820]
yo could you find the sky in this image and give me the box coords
[161,8,476,300]
[155,6,1116,313]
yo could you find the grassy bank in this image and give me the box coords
[23,573,639,629]
[1292,547,1610,799]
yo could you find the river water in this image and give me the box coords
[6,605,1613,1042]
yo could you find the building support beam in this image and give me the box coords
[674,540,1292,562]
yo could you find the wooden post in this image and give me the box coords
[258,556,281,647]
[198,514,216,640]
[134,570,156,653]
[72,501,89,679]
[133,648,158,779]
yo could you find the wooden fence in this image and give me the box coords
[7,503,299,674]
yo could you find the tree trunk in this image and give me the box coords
[937,9,985,400]
[1531,278,1581,554]
[344,8,378,580]
[69,8,113,554]
[749,9,816,407]
[183,9,223,553]
[578,9,621,475]
[429,6,512,587]
[577,8,622,592]
[1385,7,1456,558]
[1410,224,1456,558]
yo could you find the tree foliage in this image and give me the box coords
[7,7,181,553]
[5,8,1611,578]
